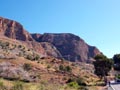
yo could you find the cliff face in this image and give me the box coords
[0,17,47,57]
[31,33,42,42]
[32,33,101,62]
[40,42,62,58]
[0,17,63,58]
[0,17,33,41]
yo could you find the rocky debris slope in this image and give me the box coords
[0,39,42,61]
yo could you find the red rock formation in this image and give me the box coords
[0,17,33,41]
[31,33,42,42]
[40,42,62,58]
[32,33,102,62]
[0,17,102,62]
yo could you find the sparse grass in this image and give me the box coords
[0,78,103,90]
[0,40,40,61]
[12,81,24,90]
[0,81,7,90]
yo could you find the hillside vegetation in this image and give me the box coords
[0,39,100,90]
[0,17,105,90]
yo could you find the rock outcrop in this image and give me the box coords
[0,17,47,58]
[40,42,62,58]
[0,17,33,41]
[31,33,42,42]
[32,33,101,62]
[0,62,33,82]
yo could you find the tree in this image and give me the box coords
[93,54,113,79]
[113,54,120,70]
[113,54,120,64]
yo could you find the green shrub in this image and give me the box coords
[59,65,64,71]
[116,74,120,79]
[65,66,72,72]
[26,54,33,60]
[26,54,40,61]
[33,54,40,60]
[23,63,32,71]
[47,65,51,69]
[18,45,22,49]
[59,65,72,72]
[67,77,86,86]
[76,77,86,86]
[68,81,79,88]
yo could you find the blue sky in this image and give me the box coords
[0,0,120,58]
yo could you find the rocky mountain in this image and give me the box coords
[31,33,101,62]
[0,16,101,62]
[0,17,62,58]
[0,17,102,90]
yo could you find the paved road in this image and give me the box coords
[108,86,113,90]
[109,84,120,90]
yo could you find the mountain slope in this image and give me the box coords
[0,16,101,62]
[0,16,103,90]
[32,33,101,62]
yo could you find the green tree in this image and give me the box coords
[65,66,72,72]
[59,65,64,71]
[93,54,113,79]
[113,54,120,70]
[113,54,120,63]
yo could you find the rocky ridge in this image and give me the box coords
[32,33,101,62]
[0,17,33,41]
[0,17,101,62]
[0,17,102,90]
